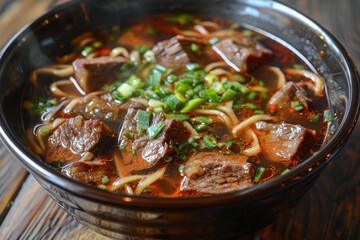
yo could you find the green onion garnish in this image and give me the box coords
[254,167,266,182]
[146,27,156,35]
[180,98,205,113]
[247,91,257,101]
[324,111,333,122]
[244,103,257,109]
[310,114,320,123]
[280,169,290,175]
[102,176,109,184]
[202,135,218,149]
[148,121,165,140]
[191,116,214,124]
[291,101,304,111]
[136,110,151,134]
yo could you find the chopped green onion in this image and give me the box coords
[203,89,220,103]
[40,127,50,136]
[191,116,214,124]
[293,64,305,70]
[247,91,257,101]
[92,41,102,48]
[165,156,173,162]
[324,111,333,122]
[244,103,257,109]
[176,83,191,94]
[205,74,218,85]
[154,64,167,74]
[310,114,320,123]
[193,84,204,94]
[136,45,150,54]
[234,74,245,83]
[221,88,237,102]
[291,101,304,111]
[229,82,249,94]
[153,107,163,113]
[123,131,134,139]
[81,46,93,56]
[233,100,245,110]
[181,98,205,113]
[148,121,165,140]
[143,187,153,193]
[166,74,179,83]
[136,110,151,134]
[164,94,184,112]
[185,63,202,72]
[242,29,253,37]
[146,27,156,35]
[254,167,266,182]
[202,135,218,149]
[225,140,242,153]
[117,83,135,98]
[190,43,201,55]
[194,122,208,132]
[98,185,107,190]
[260,92,269,100]
[164,113,189,121]
[179,164,185,173]
[188,135,201,148]
[148,69,162,86]
[102,176,109,184]
[254,110,265,115]
[280,169,290,175]
[120,62,134,72]
[192,70,206,84]
[149,99,164,108]
[178,14,193,24]
[127,75,144,89]
[212,82,225,94]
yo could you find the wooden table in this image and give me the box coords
[0,0,359,239]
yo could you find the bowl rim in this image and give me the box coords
[0,0,359,208]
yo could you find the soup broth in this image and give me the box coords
[23,14,330,197]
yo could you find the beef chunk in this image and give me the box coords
[212,38,272,73]
[46,116,115,163]
[268,81,309,112]
[254,121,316,163]
[181,152,253,194]
[142,114,190,163]
[72,56,126,94]
[62,160,117,185]
[153,35,206,69]
[118,109,190,173]
[73,94,146,122]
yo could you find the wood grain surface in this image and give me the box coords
[0,0,359,239]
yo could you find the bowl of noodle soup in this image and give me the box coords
[0,0,358,239]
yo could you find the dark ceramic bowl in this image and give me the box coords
[0,0,359,239]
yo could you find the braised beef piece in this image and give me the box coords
[153,35,206,69]
[46,115,115,163]
[212,38,273,73]
[181,152,254,194]
[62,160,117,185]
[118,109,190,174]
[72,56,126,94]
[268,81,309,112]
[72,94,146,122]
[254,121,316,163]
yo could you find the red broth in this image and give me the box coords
[23,14,329,197]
